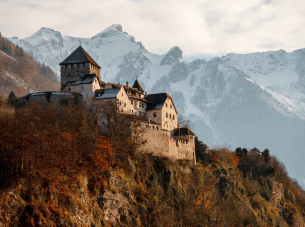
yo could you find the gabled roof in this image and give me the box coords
[107,82,145,100]
[132,79,144,92]
[59,46,101,68]
[61,80,76,90]
[173,128,195,136]
[72,74,97,85]
[95,88,120,99]
[146,93,178,113]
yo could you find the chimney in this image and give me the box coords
[126,81,129,87]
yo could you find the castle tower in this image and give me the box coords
[59,46,101,89]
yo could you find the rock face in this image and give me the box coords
[8,25,305,189]
[160,46,183,65]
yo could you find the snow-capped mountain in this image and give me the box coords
[9,25,305,188]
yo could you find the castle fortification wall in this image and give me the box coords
[138,124,195,163]
[18,92,82,106]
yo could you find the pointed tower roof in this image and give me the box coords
[132,79,144,92]
[59,46,101,68]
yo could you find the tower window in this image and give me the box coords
[153,112,157,117]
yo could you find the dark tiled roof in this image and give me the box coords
[72,74,97,85]
[61,80,76,90]
[146,93,177,113]
[108,83,145,100]
[59,46,101,68]
[132,79,144,92]
[95,88,120,99]
[173,128,195,136]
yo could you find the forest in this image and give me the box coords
[0,32,59,99]
[1,101,305,226]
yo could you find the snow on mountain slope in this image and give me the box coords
[222,49,305,103]
[8,25,305,188]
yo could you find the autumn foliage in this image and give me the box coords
[0,102,112,189]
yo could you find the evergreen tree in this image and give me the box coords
[262,149,270,163]
[7,91,17,107]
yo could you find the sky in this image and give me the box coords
[0,0,305,59]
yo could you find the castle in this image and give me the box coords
[19,46,196,164]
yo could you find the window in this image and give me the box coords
[68,88,71,91]
[170,105,172,108]
[156,126,158,130]
[170,114,171,119]
[166,113,168,118]
[65,65,68,69]
[153,112,157,117]
[131,100,134,104]
[166,103,168,107]
[86,94,88,98]
[173,115,175,120]
[132,110,133,114]
[77,63,80,69]
[124,103,126,107]
[83,64,86,69]
[71,64,74,69]
[122,93,123,96]
[81,86,84,90]
[152,126,154,129]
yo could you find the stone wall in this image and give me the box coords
[60,63,100,88]
[138,123,195,163]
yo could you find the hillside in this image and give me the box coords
[0,33,59,99]
[1,103,305,226]
[8,25,305,189]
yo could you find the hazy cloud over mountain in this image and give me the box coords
[1,0,305,57]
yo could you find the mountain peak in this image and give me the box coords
[160,46,183,65]
[92,24,123,39]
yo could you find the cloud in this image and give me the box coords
[0,0,304,57]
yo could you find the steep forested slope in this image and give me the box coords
[0,33,59,99]
[1,103,305,226]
